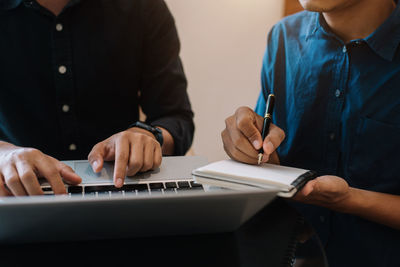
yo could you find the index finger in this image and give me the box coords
[113,137,129,188]
[235,107,264,150]
[37,160,66,195]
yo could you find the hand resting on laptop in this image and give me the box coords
[88,126,172,188]
[0,141,82,196]
[0,126,173,196]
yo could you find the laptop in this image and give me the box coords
[0,156,279,244]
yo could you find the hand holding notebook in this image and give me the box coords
[192,159,316,197]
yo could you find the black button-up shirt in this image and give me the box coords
[0,0,194,160]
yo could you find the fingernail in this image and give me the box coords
[93,161,99,171]
[252,140,260,149]
[116,178,123,188]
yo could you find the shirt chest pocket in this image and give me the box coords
[347,117,400,194]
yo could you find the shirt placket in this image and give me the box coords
[52,15,80,158]
[324,44,349,174]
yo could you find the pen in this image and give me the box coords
[258,94,275,165]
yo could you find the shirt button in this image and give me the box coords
[58,65,67,74]
[335,89,341,98]
[56,23,63,32]
[62,104,70,113]
[329,133,335,141]
[320,216,325,223]
[69,144,77,151]
[342,45,347,53]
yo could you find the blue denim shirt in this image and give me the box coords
[256,6,400,267]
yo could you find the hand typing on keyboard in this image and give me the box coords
[88,126,172,188]
[0,141,82,196]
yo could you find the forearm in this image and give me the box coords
[336,187,400,229]
[140,0,194,156]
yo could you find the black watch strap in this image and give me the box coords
[128,121,164,146]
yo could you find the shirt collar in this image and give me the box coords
[306,1,400,62]
[365,2,400,61]
[304,12,320,41]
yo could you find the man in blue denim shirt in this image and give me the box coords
[222,0,400,266]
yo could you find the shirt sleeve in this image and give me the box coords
[255,91,266,117]
[255,25,278,117]
[138,0,194,156]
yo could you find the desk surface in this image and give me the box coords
[0,199,327,267]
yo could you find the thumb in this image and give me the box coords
[91,157,104,173]
[58,163,82,185]
[300,180,317,196]
[88,143,106,173]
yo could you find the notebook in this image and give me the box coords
[192,159,317,197]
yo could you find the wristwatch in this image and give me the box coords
[129,121,164,146]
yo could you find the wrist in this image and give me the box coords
[127,126,157,139]
[128,121,164,146]
[334,187,367,214]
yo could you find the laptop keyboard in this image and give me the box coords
[42,180,204,197]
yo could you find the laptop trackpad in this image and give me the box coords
[64,156,208,184]
[73,162,160,184]
[74,162,113,183]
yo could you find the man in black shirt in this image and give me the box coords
[0,0,194,196]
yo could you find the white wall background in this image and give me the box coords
[165,0,284,162]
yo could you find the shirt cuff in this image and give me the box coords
[149,115,194,156]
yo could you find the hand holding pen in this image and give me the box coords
[221,94,285,165]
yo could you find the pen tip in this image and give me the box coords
[257,154,263,165]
